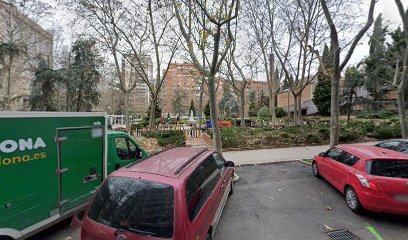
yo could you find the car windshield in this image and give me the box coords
[87,177,174,238]
[366,160,408,179]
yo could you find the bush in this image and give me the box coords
[368,126,401,140]
[275,107,287,118]
[141,130,186,147]
[258,106,271,120]
[356,111,395,119]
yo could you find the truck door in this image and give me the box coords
[56,126,104,214]
[109,136,144,173]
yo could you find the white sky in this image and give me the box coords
[350,0,407,65]
[36,0,408,77]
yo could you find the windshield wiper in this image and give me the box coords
[129,227,157,237]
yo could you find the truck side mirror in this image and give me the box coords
[319,152,325,157]
[137,148,142,158]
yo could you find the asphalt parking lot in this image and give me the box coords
[214,162,408,240]
[30,161,408,240]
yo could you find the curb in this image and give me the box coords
[299,160,313,166]
[236,159,301,167]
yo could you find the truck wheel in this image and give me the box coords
[229,181,234,196]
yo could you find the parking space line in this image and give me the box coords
[367,225,384,240]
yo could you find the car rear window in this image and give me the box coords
[366,160,408,179]
[87,177,174,238]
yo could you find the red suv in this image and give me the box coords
[312,145,408,215]
[80,147,235,240]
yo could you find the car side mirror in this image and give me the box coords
[319,152,325,157]
[225,161,235,167]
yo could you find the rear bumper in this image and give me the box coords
[359,189,408,216]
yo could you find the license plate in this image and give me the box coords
[394,195,408,202]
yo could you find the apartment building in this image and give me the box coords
[0,0,53,111]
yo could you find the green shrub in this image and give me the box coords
[356,111,395,119]
[258,106,271,120]
[339,129,360,143]
[368,126,401,140]
[275,107,287,118]
[142,130,186,147]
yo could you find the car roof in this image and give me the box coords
[120,147,210,179]
[337,145,408,160]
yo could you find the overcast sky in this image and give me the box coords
[350,0,406,65]
[41,0,408,75]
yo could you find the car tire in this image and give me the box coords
[229,180,234,196]
[312,161,321,178]
[345,187,363,213]
[206,233,212,240]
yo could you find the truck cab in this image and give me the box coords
[107,131,148,174]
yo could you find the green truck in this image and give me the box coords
[0,112,148,239]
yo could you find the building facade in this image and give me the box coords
[123,54,153,115]
[0,1,53,111]
[161,63,226,116]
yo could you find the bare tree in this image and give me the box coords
[172,0,239,154]
[224,18,256,127]
[393,0,408,138]
[318,0,376,146]
[75,0,178,131]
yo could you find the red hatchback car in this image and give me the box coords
[312,145,408,215]
[80,147,235,240]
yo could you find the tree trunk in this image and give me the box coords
[293,94,298,125]
[297,92,302,125]
[268,54,276,124]
[124,92,130,132]
[239,91,246,128]
[208,75,222,153]
[397,45,408,138]
[5,54,13,111]
[148,94,157,131]
[347,90,354,123]
[330,67,341,147]
[198,77,205,131]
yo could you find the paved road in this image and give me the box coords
[223,141,380,166]
[214,162,408,240]
[30,161,407,240]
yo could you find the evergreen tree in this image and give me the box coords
[386,27,408,105]
[342,66,365,122]
[146,102,162,120]
[30,57,60,111]
[189,99,196,115]
[66,39,101,112]
[365,14,392,110]
[313,44,332,116]
[204,101,211,118]
[218,84,238,117]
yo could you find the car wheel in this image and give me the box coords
[229,180,234,196]
[206,233,212,240]
[345,187,362,213]
[312,161,320,178]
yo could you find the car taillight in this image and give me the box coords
[355,174,379,191]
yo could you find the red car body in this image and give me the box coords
[80,147,235,240]
[313,145,408,215]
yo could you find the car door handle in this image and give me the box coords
[346,170,351,173]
